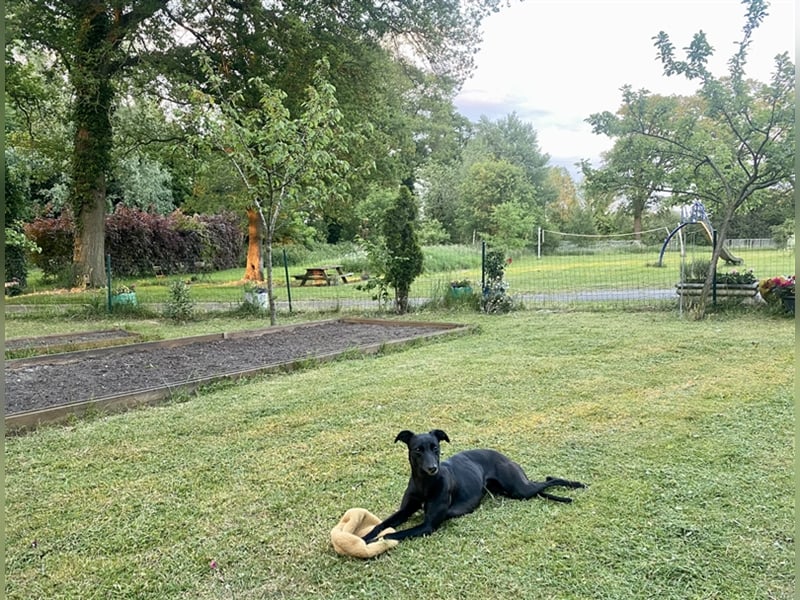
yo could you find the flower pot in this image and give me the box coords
[244,291,269,308]
[781,294,795,314]
[448,285,472,298]
[111,292,137,306]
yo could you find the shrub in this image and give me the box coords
[682,258,711,283]
[4,228,36,290]
[163,280,195,322]
[200,212,244,270]
[482,249,516,314]
[25,212,75,279]
[26,208,244,278]
[383,186,424,314]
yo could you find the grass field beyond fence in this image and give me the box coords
[4,310,795,599]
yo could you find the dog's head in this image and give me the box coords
[395,429,450,476]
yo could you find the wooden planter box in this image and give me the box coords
[675,282,759,300]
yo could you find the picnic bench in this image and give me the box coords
[293,265,353,286]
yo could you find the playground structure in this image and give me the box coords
[657,201,743,267]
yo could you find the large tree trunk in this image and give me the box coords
[72,182,107,287]
[244,207,264,281]
[69,0,113,288]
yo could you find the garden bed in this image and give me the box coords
[5,328,141,357]
[5,318,470,432]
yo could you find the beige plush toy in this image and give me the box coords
[330,508,399,558]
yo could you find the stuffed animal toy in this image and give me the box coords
[330,508,399,558]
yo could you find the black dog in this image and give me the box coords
[362,429,585,542]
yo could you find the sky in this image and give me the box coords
[454,0,796,178]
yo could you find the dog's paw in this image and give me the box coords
[545,476,586,489]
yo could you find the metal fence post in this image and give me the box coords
[712,230,717,306]
[283,248,292,313]
[106,254,113,312]
[481,241,486,293]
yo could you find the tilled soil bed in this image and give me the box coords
[6,319,466,423]
[5,328,141,355]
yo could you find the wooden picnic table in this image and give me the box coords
[292,265,353,286]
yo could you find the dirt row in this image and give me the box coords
[5,319,461,415]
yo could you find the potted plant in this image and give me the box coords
[243,281,269,308]
[112,284,137,306]
[449,278,473,297]
[758,275,795,314]
[676,260,759,300]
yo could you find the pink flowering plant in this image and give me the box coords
[715,269,757,285]
[758,275,795,303]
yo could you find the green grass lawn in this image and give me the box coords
[4,309,794,599]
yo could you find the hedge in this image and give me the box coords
[25,207,244,278]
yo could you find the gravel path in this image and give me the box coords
[5,320,455,415]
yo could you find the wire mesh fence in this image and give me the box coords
[7,229,793,316]
[265,229,795,313]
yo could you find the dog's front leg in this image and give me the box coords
[380,496,450,541]
[362,493,422,543]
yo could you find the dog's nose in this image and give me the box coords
[426,466,438,475]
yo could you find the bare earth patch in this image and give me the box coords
[5,328,140,354]
[5,319,462,416]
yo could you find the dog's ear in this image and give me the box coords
[394,430,415,445]
[430,429,450,444]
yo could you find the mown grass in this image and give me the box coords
[4,310,794,599]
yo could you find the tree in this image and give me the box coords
[5,46,74,216]
[467,113,552,189]
[418,161,463,242]
[459,159,539,245]
[581,103,681,240]
[544,166,581,230]
[191,58,351,325]
[163,0,498,245]
[383,186,424,315]
[8,0,169,286]
[108,153,174,213]
[435,112,553,245]
[483,200,536,253]
[5,149,41,289]
[588,0,794,316]
[729,184,794,239]
[110,93,193,209]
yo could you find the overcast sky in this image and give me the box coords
[454,0,796,178]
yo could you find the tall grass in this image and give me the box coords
[4,310,794,599]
